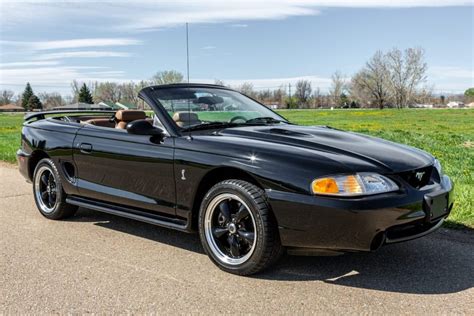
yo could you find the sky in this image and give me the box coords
[0,0,473,96]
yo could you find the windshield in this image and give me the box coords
[149,86,287,130]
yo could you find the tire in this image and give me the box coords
[32,158,77,220]
[198,179,282,275]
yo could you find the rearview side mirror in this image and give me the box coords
[126,119,165,137]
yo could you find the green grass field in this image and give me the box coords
[1,109,472,228]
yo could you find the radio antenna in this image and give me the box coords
[186,22,190,83]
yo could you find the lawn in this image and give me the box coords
[0,109,472,228]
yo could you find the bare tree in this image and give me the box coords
[312,87,324,108]
[237,82,257,98]
[351,51,391,109]
[295,80,312,107]
[151,70,184,85]
[38,92,64,109]
[0,90,15,105]
[386,47,427,108]
[214,79,226,86]
[330,71,347,107]
[272,86,287,107]
[94,82,122,103]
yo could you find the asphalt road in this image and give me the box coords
[1,163,473,314]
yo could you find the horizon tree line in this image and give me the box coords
[1,48,473,110]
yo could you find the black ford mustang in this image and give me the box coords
[17,84,454,275]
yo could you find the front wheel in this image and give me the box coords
[198,180,282,275]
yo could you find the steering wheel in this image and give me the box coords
[229,116,247,123]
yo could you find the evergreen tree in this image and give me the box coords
[21,82,34,110]
[78,83,94,104]
[27,95,43,110]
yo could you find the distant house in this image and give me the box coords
[0,103,25,112]
[52,102,112,111]
[447,101,464,108]
[98,101,121,110]
[413,104,434,109]
[115,101,138,110]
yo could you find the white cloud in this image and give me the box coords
[229,24,249,28]
[0,61,61,68]
[0,38,142,51]
[201,46,217,50]
[35,51,132,60]
[2,1,470,32]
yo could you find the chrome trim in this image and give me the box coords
[204,193,257,266]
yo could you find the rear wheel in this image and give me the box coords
[198,179,282,275]
[33,158,77,220]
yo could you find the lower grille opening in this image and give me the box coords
[386,220,440,241]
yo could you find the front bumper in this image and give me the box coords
[267,175,454,252]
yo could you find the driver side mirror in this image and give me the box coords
[126,119,165,138]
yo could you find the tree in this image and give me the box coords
[94,82,122,103]
[27,95,42,110]
[272,86,287,107]
[0,90,15,105]
[330,71,347,107]
[21,83,34,110]
[237,82,257,99]
[214,79,226,86]
[386,47,427,108]
[78,83,94,104]
[295,80,312,106]
[351,50,390,109]
[465,87,474,103]
[151,70,184,85]
[38,92,64,109]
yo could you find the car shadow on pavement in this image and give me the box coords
[70,208,205,254]
[259,230,474,294]
[71,208,473,294]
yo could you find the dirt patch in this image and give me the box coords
[0,161,17,169]
[462,140,473,148]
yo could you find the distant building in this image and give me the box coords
[413,104,434,109]
[0,103,25,112]
[98,101,121,110]
[115,101,138,110]
[52,102,112,111]
[447,101,464,108]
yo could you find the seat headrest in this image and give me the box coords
[115,110,146,121]
[172,112,199,122]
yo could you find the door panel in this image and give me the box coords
[73,125,176,216]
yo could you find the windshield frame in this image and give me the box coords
[139,84,289,136]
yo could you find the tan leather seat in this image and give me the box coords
[84,118,115,128]
[173,112,201,127]
[115,110,146,129]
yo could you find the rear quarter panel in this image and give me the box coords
[21,119,81,194]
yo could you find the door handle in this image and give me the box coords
[79,143,93,154]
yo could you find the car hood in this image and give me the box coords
[218,125,433,173]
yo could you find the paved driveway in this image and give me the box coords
[1,163,472,314]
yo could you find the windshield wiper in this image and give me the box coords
[244,117,288,124]
[181,121,240,132]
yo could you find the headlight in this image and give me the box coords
[433,159,443,176]
[311,173,399,196]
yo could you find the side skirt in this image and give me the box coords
[66,196,191,232]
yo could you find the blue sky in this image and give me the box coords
[0,0,473,95]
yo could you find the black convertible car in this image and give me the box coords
[17,84,454,275]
